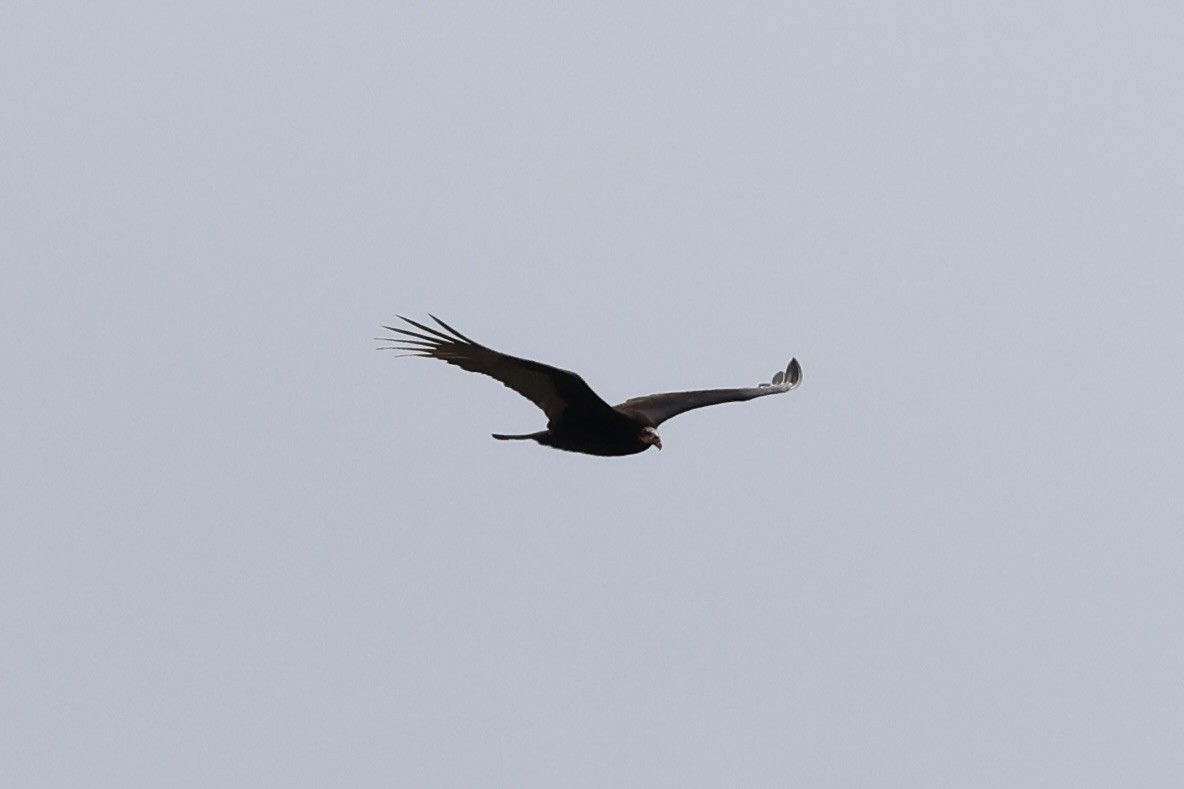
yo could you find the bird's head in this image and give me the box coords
[640,426,662,451]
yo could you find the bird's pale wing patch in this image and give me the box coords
[615,359,802,426]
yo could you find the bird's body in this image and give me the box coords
[378,315,801,456]
[494,409,657,456]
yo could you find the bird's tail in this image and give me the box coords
[491,431,541,441]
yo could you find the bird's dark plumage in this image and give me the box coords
[377,315,802,456]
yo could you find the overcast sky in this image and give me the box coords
[3,2,1182,787]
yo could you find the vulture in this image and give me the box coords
[378,315,802,456]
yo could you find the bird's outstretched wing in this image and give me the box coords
[614,359,802,426]
[377,315,617,422]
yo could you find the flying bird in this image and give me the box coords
[378,315,802,456]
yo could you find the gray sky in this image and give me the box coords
[4,2,1182,787]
